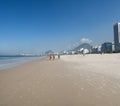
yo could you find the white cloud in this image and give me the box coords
[80,38,92,44]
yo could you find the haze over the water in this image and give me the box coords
[0,0,120,55]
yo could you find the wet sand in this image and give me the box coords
[0,54,120,106]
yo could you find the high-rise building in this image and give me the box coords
[113,22,120,52]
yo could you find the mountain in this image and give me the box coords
[45,50,54,55]
[72,43,92,52]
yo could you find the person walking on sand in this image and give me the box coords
[58,54,60,59]
[49,55,52,60]
[53,54,55,60]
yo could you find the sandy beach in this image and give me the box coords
[0,54,120,106]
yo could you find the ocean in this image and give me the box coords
[0,56,44,70]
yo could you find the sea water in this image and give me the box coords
[0,56,44,70]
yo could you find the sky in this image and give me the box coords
[0,0,120,54]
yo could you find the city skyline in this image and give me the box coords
[1,0,120,54]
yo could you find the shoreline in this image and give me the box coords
[0,56,46,71]
[0,54,120,106]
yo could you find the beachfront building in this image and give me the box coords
[114,22,120,52]
[101,42,112,53]
[91,45,101,54]
[112,42,115,52]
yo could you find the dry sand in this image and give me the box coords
[0,54,120,106]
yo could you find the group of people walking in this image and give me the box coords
[49,54,60,60]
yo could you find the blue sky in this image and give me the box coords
[0,0,120,54]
